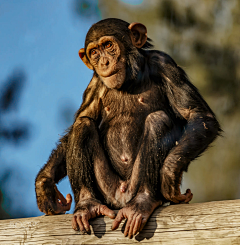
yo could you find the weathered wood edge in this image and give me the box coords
[0,199,240,245]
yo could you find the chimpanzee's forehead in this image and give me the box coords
[85,18,131,48]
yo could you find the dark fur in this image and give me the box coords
[35,18,221,220]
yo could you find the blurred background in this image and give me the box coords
[0,0,239,219]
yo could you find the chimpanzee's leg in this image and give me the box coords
[66,117,118,232]
[112,111,192,238]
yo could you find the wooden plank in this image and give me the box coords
[0,199,240,244]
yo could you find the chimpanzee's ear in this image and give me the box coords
[128,22,147,49]
[78,48,93,70]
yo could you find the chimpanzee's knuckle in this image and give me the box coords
[82,212,87,218]
[128,213,135,221]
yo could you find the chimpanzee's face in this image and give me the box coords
[79,21,148,89]
[86,36,126,89]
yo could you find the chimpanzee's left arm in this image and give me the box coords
[154,51,221,203]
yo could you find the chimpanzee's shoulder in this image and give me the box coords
[147,50,177,67]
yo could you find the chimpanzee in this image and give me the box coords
[35,18,221,238]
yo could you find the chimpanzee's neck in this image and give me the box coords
[120,52,150,94]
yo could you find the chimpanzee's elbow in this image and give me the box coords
[202,115,222,145]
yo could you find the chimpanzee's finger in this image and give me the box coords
[128,213,139,238]
[133,214,142,235]
[81,213,91,233]
[72,215,78,231]
[139,217,148,232]
[99,205,116,219]
[184,189,193,203]
[112,209,125,230]
[172,194,187,203]
[64,194,72,210]
[124,213,134,237]
[56,188,67,204]
[76,215,85,232]
[57,193,72,213]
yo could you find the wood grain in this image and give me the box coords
[1,199,240,244]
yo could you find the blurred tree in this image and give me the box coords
[0,70,30,219]
[0,191,9,219]
[73,0,240,203]
[0,71,29,144]
[72,0,101,20]
[57,99,76,129]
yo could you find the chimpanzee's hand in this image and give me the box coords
[171,188,193,204]
[112,194,161,239]
[35,178,72,215]
[161,166,193,203]
[72,198,116,234]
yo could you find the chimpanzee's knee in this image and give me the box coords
[143,110,176,162]
[70,117,98,145]
[145,111,172,133]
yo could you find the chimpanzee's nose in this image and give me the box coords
[101,57,109,66]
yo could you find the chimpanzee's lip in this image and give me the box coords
[100,67,120,78]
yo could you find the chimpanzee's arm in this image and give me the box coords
[154,52,221,203]
[35,75,104,215]
[35,133,72,214]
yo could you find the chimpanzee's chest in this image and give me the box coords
[100,84,165,121]
[98,84,167,178]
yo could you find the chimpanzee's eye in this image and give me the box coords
[105,42,112,49]
[91,49,97,56]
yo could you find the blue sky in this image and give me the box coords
[0,0,101,217]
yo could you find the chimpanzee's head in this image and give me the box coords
[79,18,152,89]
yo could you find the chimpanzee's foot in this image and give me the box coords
[72,199,115,233]
[112,195,161,239]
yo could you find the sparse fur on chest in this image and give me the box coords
[100,83,165,121]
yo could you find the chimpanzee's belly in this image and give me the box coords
[102,115,145,179]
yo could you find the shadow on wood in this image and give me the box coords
[1,199,240,244]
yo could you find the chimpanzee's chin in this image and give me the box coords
[101,74,124,89]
